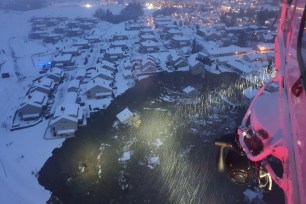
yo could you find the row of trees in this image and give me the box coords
[0,0,47,10]
[94,3,143,24]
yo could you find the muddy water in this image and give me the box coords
[38,72,284,204]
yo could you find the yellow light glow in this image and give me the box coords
[84,3,92,8]
[146,3,154,10]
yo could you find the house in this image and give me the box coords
[75,69,86,82]
[67,79,80,92]
[140,33,157,42]
[113,33,128,40]
[61,47,80,56]
[123,70,133,79]
[173,56,188,69]
[100,60,117,72]
[66,28,84,37]
[28,31,47,39]
[139,28,154,36]
[141,58,157,74]
[243,53,270,62]
[182,86,198,96]
[111,40,128,50]
[30,77,55,96]
[104,48,124,62]
[86,78,112,99]
[79,22,94,30]
[52,54,74,67]
[91,67,114,81]
[17,91,48,120]
[165,29,183,39]
[205,45,250,57]
[139,41,159,53]
[223,59,259,76]
[43,34,61,43]
[49,103,83,137]
[54,25,68,34]
[73,39,90,49]
[163,24,178,31]
[123,61,133,70]
[189,60,205,75]
[47,67,64,84]
[171,36,190,48]
[85,35,101,43]
[116,108,133,124]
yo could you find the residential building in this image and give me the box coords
[86,78,112,99]
[30,77,55,96]
[17,91,48,120]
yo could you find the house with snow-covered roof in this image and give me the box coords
[43,33,61,43]
[75,69,86,82]
[49,103,83,137]
[182,86,198,96]
[91,67,114,81]
[171,36,190,48]
[222,58,260,76]
[111,40,128,50]
[140,33,157,42]
[28,31,47,39]
[17,91,48,120]
[30,76,55,96]
[66,28,84,37]
[99,60,117,72]
[86,78,112,99]
[165,29,183,39]
[123,70,133,79]
[113,33,128,40]
[139,28,154,36]
[54,25,69,34]
[61,46,80,56]
[116,108,133,124]
[123,61,133,70]
[73,39,90,49]
[67,79,80,93]
[52,54,74,67]
[47,67,64,84]
[173,56,188,69]
[104,48,124,62]
[141,58,158,74]
[189,60,205,75]
[205,45,250,57]
[85,35,101,43]
[139,40,159,53]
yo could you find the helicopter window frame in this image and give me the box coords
[297,4,306,89]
